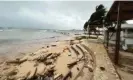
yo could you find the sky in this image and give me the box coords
[0,1,114,30]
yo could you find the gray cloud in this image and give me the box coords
[0,1,113,30]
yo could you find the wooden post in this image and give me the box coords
[115,1,121,65]
[106,29,109,48]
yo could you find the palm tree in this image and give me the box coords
[83,21,88,31]
[89,4,106,26]
[87,4,106,37]
[83,21,88,34]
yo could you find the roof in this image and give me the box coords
[106,1,133,21]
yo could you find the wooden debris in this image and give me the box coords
[67,60,78,68]
[34,53,52,61]
[63,70,72,80]
[48,53,60,59]
[6,58,27,64]
[36,63,46,76]
[85,65,93,72]
[51,44,57,47]
[45,59,54,65]
[54,73,63,80]
[16,61,37,79]
[27,67,37,79]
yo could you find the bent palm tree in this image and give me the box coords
[83,21,88,34]
[88,4,106,37]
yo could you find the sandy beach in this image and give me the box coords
[0,34,87,80]
[0,33,122,80]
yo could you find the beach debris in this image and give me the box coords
[54,73,63,80]
[63,46,70,52]
[33,53,52,61]
[77,67,80,71]
[68,52,71,56]
[7,68,17,76]
[63,70,72,80]
[67,60,78,68]
[43,64,55,76]
[1,39,96,80]
[16,61,37,79]
[6,58,27,64]
[51,44,57,47]
[47,46,49,48]
[36,63,46,76]
[47,53,60,59]
[100,67,105,71]
[45,59,54,65]
[26,67,37,79]
[70,40,74,45]
[85,65,93,72]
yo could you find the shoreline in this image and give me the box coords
[0,31,74,60]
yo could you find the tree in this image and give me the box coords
[83,21,88,31]
[88,4,106,26]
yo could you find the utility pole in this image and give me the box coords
[115,1,121,65]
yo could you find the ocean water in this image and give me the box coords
[0,29,67,57]
[0,29,62,44]
[0,29,83,58]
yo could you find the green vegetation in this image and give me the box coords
[83,4,127,34]
[88,4,106,26]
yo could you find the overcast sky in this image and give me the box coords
[0,1,114,30]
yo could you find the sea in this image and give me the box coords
[0,28,83,58]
